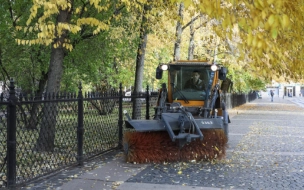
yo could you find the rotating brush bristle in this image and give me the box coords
[123,129,227,163]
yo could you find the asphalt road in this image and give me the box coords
[20,96,304,190]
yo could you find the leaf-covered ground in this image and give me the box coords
[126,98,304,189]
[19,98,304,189]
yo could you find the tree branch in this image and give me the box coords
[182,14,202,31]
[0,47,11,82]
[7,0,17,27]
[77,4,126,43]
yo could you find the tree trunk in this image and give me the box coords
[35,8,71,151]
[132,4,149,119]
[26,71,48,130]
[188,21,195,60]
[173,3,184,61]
[35,47,64,151]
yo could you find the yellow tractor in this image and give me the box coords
[123,60,230,163]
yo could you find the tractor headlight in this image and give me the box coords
[211,64,218,71]
[161,64,168,70]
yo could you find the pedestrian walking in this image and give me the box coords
[270,90,274,102]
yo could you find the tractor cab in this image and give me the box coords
[156,61,227,107]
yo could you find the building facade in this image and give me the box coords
[262,80,303,99]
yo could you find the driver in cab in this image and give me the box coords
[184,70,205,90]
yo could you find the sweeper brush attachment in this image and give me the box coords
[124,129,227,163]
[123,96,229,163]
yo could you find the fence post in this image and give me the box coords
[145,85,150,120]
[118,83,123,149]
[77,82,84,166]
[7,78,17,189]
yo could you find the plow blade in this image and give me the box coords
[125,113,224,132]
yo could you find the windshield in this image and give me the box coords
[169,65,214,101]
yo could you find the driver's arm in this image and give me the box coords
[195,81,205,90]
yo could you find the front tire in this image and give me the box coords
[221,101,229,140]
[223,122,229,140]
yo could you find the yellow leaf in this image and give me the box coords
[238,18,246,29]
[265,22,271,30]
[177,170,182,175]
[75,7,80,14]
[253,0,262,9]
[69,45,73,51]
[231,15,236,23]
[261,10,267,20]
[247,33,253,46]
[253,17,259,28]
[258,0,265,8]
[222,17,231,28]
[267,14,275,26]
[26,19,31,26]
[257,41,263,48]
[267,0,275,4]
[15,26,21,31]
[271,28,278,39]
[252,36,257,47]
[281,14,290,29]
[205,2,212,15]
[184,0,192,8]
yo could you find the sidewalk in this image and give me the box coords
[21,97,304,190]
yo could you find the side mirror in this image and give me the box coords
[156,67,163,79]
[219,67,227,80]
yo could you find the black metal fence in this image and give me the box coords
[1,79,256,189]
[223,92,257,109]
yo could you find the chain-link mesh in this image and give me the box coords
[14,94,79,184]
[82,92,119,158]
[2,89,158,186]
[0,103,7,188]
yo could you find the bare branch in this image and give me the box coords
[182,14,202,31]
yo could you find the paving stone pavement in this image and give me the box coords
[19,97,304,190]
